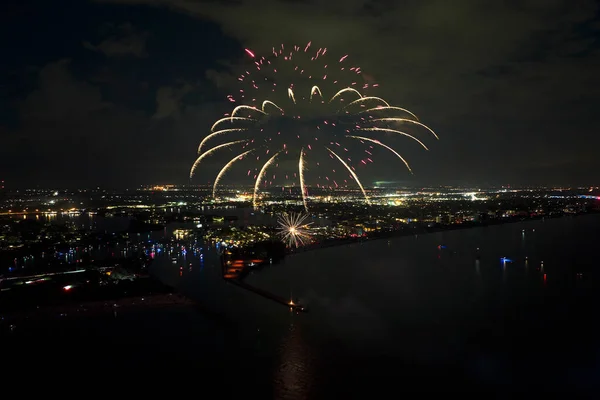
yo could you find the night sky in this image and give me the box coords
[2,0,599,188]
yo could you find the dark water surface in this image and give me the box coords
[7,214,600,396]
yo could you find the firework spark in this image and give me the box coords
[253,151,281,210]
[190,43,439,210]
[277,212,312,248]
[213,150,253,198]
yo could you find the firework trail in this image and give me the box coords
[277,212,312,248]
[191,42,438,210]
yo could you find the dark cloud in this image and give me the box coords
[1,57,218,187]
[92,0,600,186]
[3,0,599,187]
[153,82,195,119]
[19,59,113,120]
[83,22,149,58]
[0,1,239,188]
[2,59,148,186]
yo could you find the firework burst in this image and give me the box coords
[190,42,439,210]
[277,212,312,248]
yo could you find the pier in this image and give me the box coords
[227,279,306,312]
[220,253,307,313]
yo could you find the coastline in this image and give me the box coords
[288,210,599,256]
[232,211,599,281]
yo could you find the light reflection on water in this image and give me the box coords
[149,214,600,394]
[274,322,315,400]
[13,212,132,231]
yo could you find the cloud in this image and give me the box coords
[92,0,600,184]
[93,1,599,87]
[2,58,219,187]
[153,82,195,119]
[1,36,239,186]
[83,22,148,58]
[3,60,146,184]
[18,59,113,121]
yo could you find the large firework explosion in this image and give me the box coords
[277,212,312,248]
[190,42,438,210]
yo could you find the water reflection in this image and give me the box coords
[274,322,314,400]
[9,212,129,231]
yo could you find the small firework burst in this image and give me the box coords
[277,212,312,248]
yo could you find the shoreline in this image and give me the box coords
[288,211,599,256]
[233,211,598,279]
